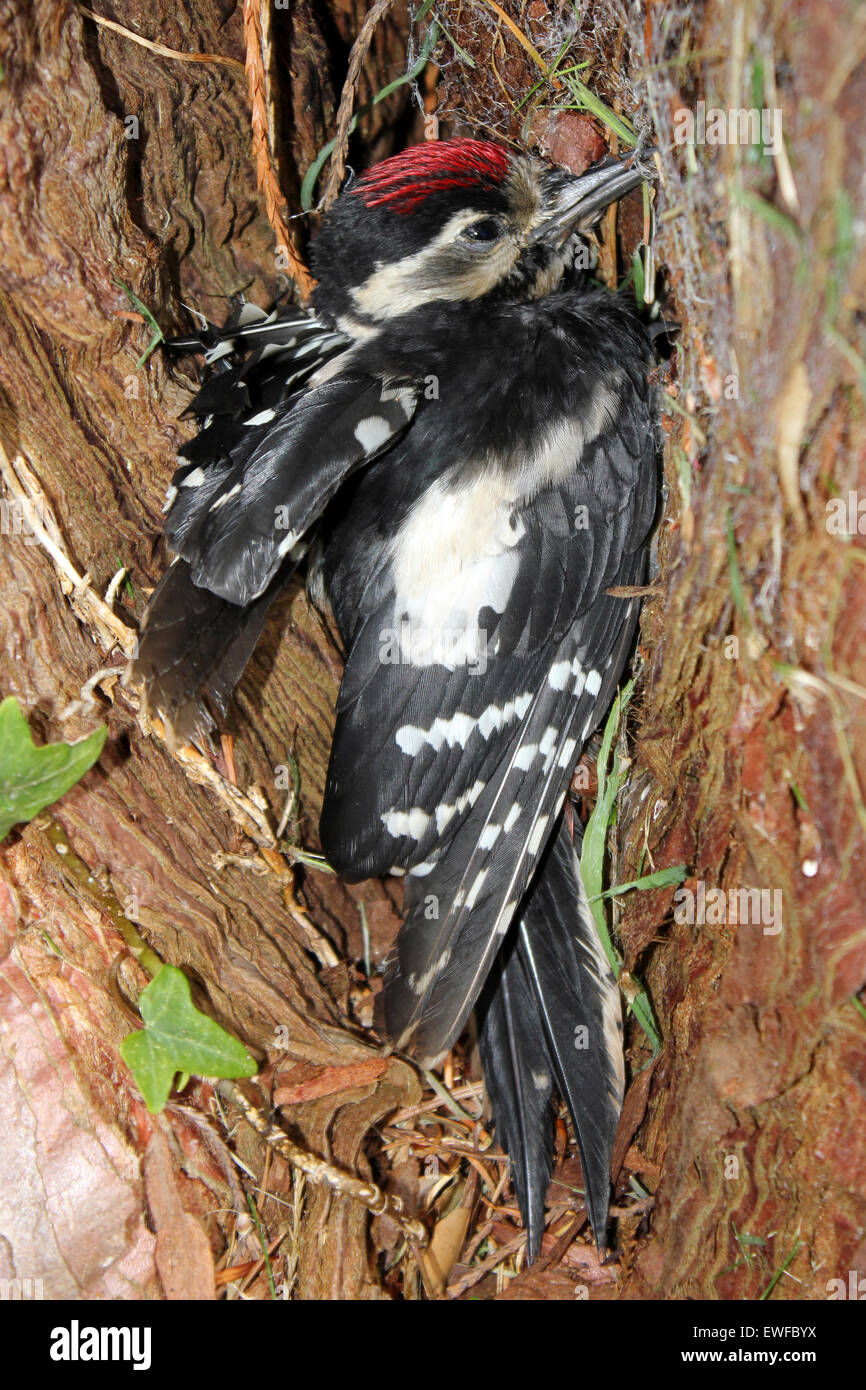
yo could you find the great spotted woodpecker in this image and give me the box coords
[130,138,658,1260]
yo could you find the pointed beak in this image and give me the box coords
[529,153,650,245]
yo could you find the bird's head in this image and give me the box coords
[310,138,647,333]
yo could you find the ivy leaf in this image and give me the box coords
[0,696,107,842]
[120,966,257,1113]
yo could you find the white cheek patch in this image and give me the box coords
[351,210,520,321]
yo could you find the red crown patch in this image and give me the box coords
[352,139,510,215]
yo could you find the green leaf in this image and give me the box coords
[580,682,662,1053]
[0,697,107,842]
[726,507,751,625]
[631,246,645,305]
[120,965,257,1113]
[112,277,165,368]
[300,20,440,211]
[589,863,688,902]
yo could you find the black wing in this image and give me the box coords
[131,305,416,730]
[321,396,656,1063]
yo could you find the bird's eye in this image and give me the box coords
[459,217,505,244]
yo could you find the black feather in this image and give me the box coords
[478,813,624,1253]
[129,559,282,742]
[129,146,659,1261]
[477,928,556,1261]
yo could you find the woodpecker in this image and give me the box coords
[130,138,658,1261]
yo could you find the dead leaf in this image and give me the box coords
[775,362,810,527]
[420,1207,471,1295]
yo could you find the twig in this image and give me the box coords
[0,441,278,849]
[220,1080,428,1248]
[446,1231,527,1297]
[43,818,165,979]
[103,566,128,608]
[242,0,314,301]
[322,0,398,209]
[0,445,137,657]
[168,734,277,847]
[474,0,561,88]
[78,5,245,72]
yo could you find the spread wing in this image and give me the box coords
[131,304,416,731]
[166,373,416,606]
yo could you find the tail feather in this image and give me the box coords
[477,936,556,1261]
[128,558,283,742]
[478,812,624,1252]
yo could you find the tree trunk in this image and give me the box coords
[1,0,864,1302]
[0,0,416,1302]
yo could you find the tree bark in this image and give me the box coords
[434,0,866,1300]
[1,0,864,1303]
[0,0,415,1302]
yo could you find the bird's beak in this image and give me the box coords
[529,153,649,245]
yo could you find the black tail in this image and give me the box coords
[477,812,624,1259]
[128,559,281,743]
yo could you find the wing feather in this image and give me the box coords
[382,575,641,1065]
[169,375,416,605]
[477,933,555,1261]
